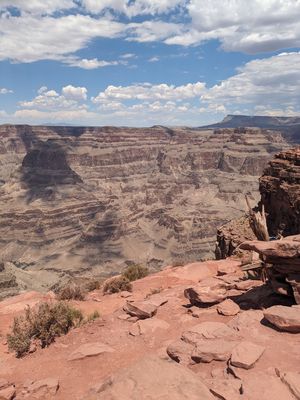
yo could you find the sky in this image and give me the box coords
[0,0,300,127]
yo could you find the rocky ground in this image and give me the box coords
[0,256,299,400]
[0,124,291,293]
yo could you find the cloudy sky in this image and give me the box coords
[0,0,299,126]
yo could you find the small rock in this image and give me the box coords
[123,301,158,319]
[68,342,115,361]
[217,299,240,316]
[166,340,194,365]
[264,305,300,333]
[192,339,237,363]
[0,386,15,400]
[184,278,228,305]
[230,341,265,369]
[234,280,263,291]
[228,310,264,332]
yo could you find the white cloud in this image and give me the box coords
[0,0,76,15]
[62,85,87,101]
[0,88,13,94]
[64,57,120,69]
[149,56,159,62]
[92,82,205,103]
[120,53,136,59]
[201,52,300,115]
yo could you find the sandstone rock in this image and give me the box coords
[120,291,132,298]
[207,378,243,400]
[182,322,239,344]
[0,381,9,390]
[264,305,300,333]
[279,371,300,399]
[123,301,157,319]
[217,263,238,276]
[129,318,170,336]
[90,356,215,399]
[217,299,240,316]
[147,295,168,308]
[191,339,237,363]
[228,310,264,331]
[184,278,228,305]
[166,340,194,365]
[230,341,265,369]
[0,386,15,400]
[234,280,263,291]
[25,378,59,399]
[240,235,300,259]
[243,373,296,400]
[68,343,115,361]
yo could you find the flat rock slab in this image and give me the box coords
[129,318,170,336]
[243,374,296,400]
[123,300,158,319]
[240,235,300,259]
[166,340,194,365]
[206,378,242,400]
[24,378,59,399]
[217,299,240,316]
[68,342,115,361]
[264,305,300,333]
[279,371,300,399]
[182,322,239,345]
[191,339,238,363]
[147,295,168,308]
[230,341,265,369]
[184,278,228,305]
[91,356,215,400]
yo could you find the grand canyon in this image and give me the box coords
[1,116,299,297]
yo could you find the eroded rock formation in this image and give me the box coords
[0,124,290,290]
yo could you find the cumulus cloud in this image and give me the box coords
[62,85,87,101]
[0,0,76,15]
[201,52,300,115]
[0,88,13,94]
[64,57,120,69]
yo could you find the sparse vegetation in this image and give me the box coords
[7,301,83,357]
[122,264,149,282]
[145,287,163,298]
[86,310,100,322]
[56,284,86,301]
[103,276,132,294]
[85,279,103,292]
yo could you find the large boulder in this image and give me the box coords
[184,278,228,305]
[87,356,215,400]
[123,301,158,319]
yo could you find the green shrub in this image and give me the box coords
[56,284,85,301]
[103,276,132,294]
[7,301,83,357]
[122,264,149,282]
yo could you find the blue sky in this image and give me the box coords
[0,0,300,126]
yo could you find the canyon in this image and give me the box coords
[0,117,299,294]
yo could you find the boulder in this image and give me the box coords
[264,305,300,333]
[184,278,228,305]
[89,356,215,399]
[68,342,115,361]
[123,301,157,319]
[230,341,265,369]
[217,299,240,316]
[240,235,300,259]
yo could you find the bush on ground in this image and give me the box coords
[7,301,83,357]
[86,310,100,322]
[56,284,85,301]
[122,264,149,282]
[103,276,132,294]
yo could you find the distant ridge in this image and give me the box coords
[200,114,300,142]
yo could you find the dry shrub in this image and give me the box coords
[7,301,83,357]
[85,279,103,292]
[56,284,85,301]
[103,276,132,294]
[86,310,100,322]
[145,287,163,298]
[122,264,149,282]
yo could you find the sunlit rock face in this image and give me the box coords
[0,124,291,290]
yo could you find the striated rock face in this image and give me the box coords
[0,124,290,289]
[260,147,300,237]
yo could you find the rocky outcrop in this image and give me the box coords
[260,147,300,237]
[0,125,291,289]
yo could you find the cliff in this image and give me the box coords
[0,124,291,291]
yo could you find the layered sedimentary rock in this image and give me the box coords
[0,124,290,291]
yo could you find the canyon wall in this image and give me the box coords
[0,124,291,290]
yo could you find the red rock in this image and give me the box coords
[217,263,238,276]
[207,378,243,400]
[234,280,263,291]
[243,373,295,400]
[264,305,300,333]
[147,295,168,308]
[129,318,170,336]
[240,235,300,259]
[279,371,300,399]
[120,291,132,298]
[182,322,239,344]
[68,342,115,361]
[191,339,237,363]
[123,300,158,319]
[217,299,240,316]
[0,381,9,390]
[91,356,215,399]
[184,278,228,305]
[25,378,59,399]
[228,310,264,332]
[166,340,194,365]
[230,341,265,369]
[0,386,16,400]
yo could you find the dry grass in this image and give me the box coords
[56,284,86,301]
[103,276,132,294]
[122,264,149,282]
[7,301,83,357]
